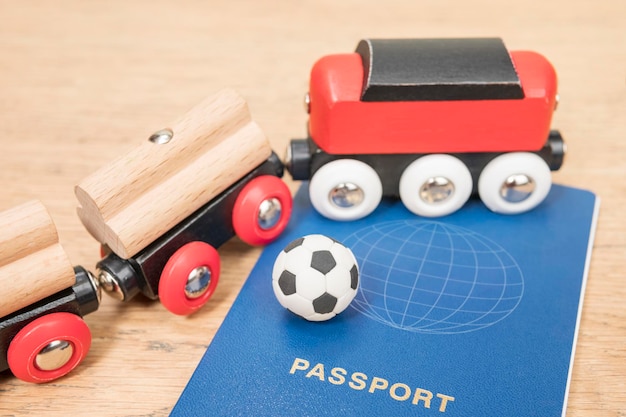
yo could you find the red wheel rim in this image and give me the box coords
[159,241,220,316]
[7,312,91,383]
[233,175,292,246]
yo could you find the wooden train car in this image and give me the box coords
[286,38,565,220]
[76,89,292,315]
[0,200,100,383]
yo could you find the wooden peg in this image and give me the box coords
[75,89,273,259]
[0,200,76,318]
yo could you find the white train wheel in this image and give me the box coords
[309,159,382,221]
[399,154,473,217]
[478,152,552,214]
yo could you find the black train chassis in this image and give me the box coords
[287,131,565,198]
[96,153,285,302]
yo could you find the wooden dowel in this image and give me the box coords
[0,200,58,268]
[0,201,75,318]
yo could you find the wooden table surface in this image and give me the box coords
[1,1,624,416]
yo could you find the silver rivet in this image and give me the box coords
[500,174,535,203]
[329,183,364,208]
[97,269,124,301]
[35,340,73,371]
[258,198,282,230]
[149,128,174,144]
[419,177,455,204]
[185,266,211,299]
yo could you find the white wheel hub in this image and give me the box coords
[399,154,473,217]
[309,159,382,221]
[478,152,551,214]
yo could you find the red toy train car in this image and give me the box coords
[287,38,565,220]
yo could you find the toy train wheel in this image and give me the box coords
[7,312,91,383]
[478,152,552,214]
[232,175,293,245]
[159,241,220,315]
[399,154,473,217]
[309,159,383,221]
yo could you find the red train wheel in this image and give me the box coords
[7,313,91,383]
[232,175,292,246]
[159,241,220,316]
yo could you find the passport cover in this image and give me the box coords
[172,184,599,417]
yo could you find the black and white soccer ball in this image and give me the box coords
[272,234,359,321]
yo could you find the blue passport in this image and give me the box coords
[172,184,598,417]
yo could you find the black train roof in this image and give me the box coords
[356,38,524,102]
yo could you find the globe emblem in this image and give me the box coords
[344,221,524,334]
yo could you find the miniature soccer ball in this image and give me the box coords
[272,234,359,321]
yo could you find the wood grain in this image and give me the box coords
[0,1,624,416]
[0,200,75,317]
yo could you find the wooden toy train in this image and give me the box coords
[0,201,100,383]
[286,38,565,220]
[1,89,293,382]
[76,89,293,316]
[1,37,567,383]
